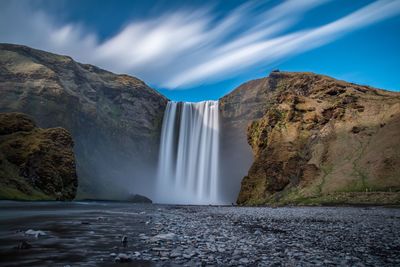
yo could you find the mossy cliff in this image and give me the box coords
[0,44,168,199]
[0,112,77,200]
[223,71,400,205]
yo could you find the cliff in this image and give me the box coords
[2,43,398,205]
[219,77,275,201]
[0,112,77,200]
[0,44,168,199]
[223,71,400,205]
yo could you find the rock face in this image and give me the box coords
[0,43,168,199]
[219,76,278,202]
[223,71,400,205]
[0,112,77,200]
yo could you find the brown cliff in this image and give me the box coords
[223,71,400,205]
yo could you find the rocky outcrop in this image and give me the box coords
[0,43,168,199]
[223,71,400,205]
[128,194,153,203]
[0,112,77,200]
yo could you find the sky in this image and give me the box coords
[0,0,399,101]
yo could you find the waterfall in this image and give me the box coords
[156,101,220,205]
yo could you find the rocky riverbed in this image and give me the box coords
[0,201,399,266]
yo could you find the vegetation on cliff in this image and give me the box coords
[1,43,398,205]
[232,71,400,205]
[0,43,168,199]
[0,112,78,200]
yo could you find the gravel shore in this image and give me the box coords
[0,202,399,266]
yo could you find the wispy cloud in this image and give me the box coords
[1,0,400,89]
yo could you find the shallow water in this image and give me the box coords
[0,201,399,266]
[0,201,154,267]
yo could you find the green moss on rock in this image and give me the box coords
[0,112,78,200]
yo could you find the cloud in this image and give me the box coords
[1,0,399,89]
[0,1,97,59]
[166,0,400,88]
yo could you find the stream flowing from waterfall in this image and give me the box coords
[156,101,220,204]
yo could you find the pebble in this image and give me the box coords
[151,232,176,241]
[239,258,250,264]
[152,247,169,251]
[16,240,32,249]
[114,253,132,263]
[25,229,46,238]
[121,235,128,247]
[170,251,182,258]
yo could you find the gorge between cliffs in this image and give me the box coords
[0,43,399,267]
[0,43,399,206]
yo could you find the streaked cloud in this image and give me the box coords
[1,0,399,89]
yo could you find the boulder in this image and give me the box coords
[127,194,152,203]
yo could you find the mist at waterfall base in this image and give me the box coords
[155,101,223,205]
[77,99,251,205]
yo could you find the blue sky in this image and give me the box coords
[0,0,399,101]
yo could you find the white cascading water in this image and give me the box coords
[156,101,220,205]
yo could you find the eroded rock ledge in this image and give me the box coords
[0,112,78,200]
